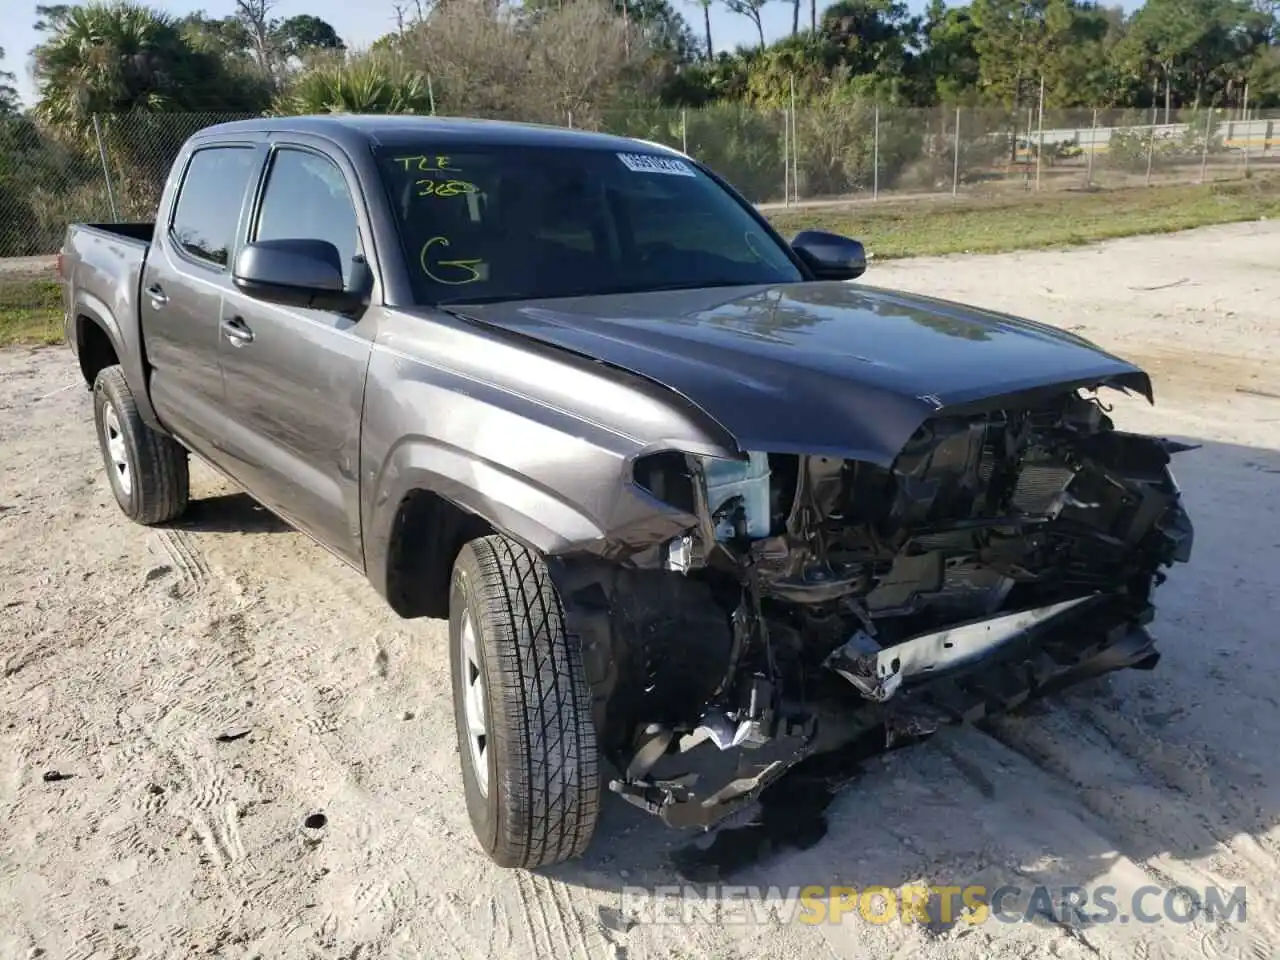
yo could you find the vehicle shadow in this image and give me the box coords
[542,432,1280,951]
[173,491,292,535]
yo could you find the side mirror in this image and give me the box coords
[233,238,360,312]
[791,230,867,281]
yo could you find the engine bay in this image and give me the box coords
[556,387,1195,827]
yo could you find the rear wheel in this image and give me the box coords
[93,366,189,525]
[449,534,600,868]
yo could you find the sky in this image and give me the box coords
[1,0,853,106]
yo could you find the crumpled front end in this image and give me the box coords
[549,387,1194,830]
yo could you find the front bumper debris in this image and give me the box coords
[607,594,1160,831]
[823,594,1106,704]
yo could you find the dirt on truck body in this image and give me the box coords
[56,113,1194,870]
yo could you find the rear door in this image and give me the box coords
[216,138,374,566]
[141,141,264,465]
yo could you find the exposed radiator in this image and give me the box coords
[1011,462,1075,515]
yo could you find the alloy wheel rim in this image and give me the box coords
[102,403,132,498]
[459,613,489,796]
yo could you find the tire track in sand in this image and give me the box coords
[512,869,599,960]
[975,700,1280,960]
[151,528,211,597]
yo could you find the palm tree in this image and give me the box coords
[724,0,768,49]
[273,56,435,115]
[0,47,19,115]
[32,1,267,134]
[31,2,269,221]
[33,3,184,133]
[696,0,714,58]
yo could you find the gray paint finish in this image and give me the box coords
[448,281,1152,464]
[61,226,161,430]
[60,112,1163,599]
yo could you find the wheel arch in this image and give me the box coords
[71,289,165,432]
[367,438,608,619]
[73,297,123,388]
[383,488,494,619]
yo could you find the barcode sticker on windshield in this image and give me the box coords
[617,153,696,177]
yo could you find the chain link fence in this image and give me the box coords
[591,105,1280,205]
[2,105,1278,257]
[0,111,261,259]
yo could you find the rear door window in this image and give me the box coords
[170,146,258,268]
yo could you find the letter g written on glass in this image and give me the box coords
[420,235,486,285]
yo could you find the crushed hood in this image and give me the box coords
[449,281,1153,465]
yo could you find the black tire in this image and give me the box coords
[449,534,600,868]
[93,365,189,525]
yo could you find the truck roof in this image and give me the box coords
[194,114,681,155]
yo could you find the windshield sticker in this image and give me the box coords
[617,152,696,177]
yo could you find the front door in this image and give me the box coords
[217,143,373,566]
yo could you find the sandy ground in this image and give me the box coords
[1,221,1278,960]
[0,256,54,279]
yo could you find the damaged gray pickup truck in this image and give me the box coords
[59,115,1194,869]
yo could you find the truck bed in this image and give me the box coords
[61,221,160,428]
[74,222,155,245]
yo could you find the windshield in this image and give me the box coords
[374,143,803,304]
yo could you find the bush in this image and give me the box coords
[1103,115,1228,173]
[272,56,434,115]
[793,98,924,198]
[0,114,103,256]
[598,103,787,202]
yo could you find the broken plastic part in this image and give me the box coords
[699,451,771,540]
[679,674,778,751]
[664,534,694,572]
[681,710,753,751]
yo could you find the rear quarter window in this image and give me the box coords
[170,146,258,268]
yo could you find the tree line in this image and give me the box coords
[0,0,1277,256]
[1,0,1275,122]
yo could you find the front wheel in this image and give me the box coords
[93,365,189,525]
[449,534,600,868]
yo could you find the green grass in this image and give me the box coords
[766,176,1280,259]
[0,278,63,347]
[2,177,1275,348]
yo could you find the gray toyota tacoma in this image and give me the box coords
[58,115,1194,869]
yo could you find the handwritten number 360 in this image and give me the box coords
[416,179,478,198]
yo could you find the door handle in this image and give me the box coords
[221,316,254,346]
[145,284,169,309]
